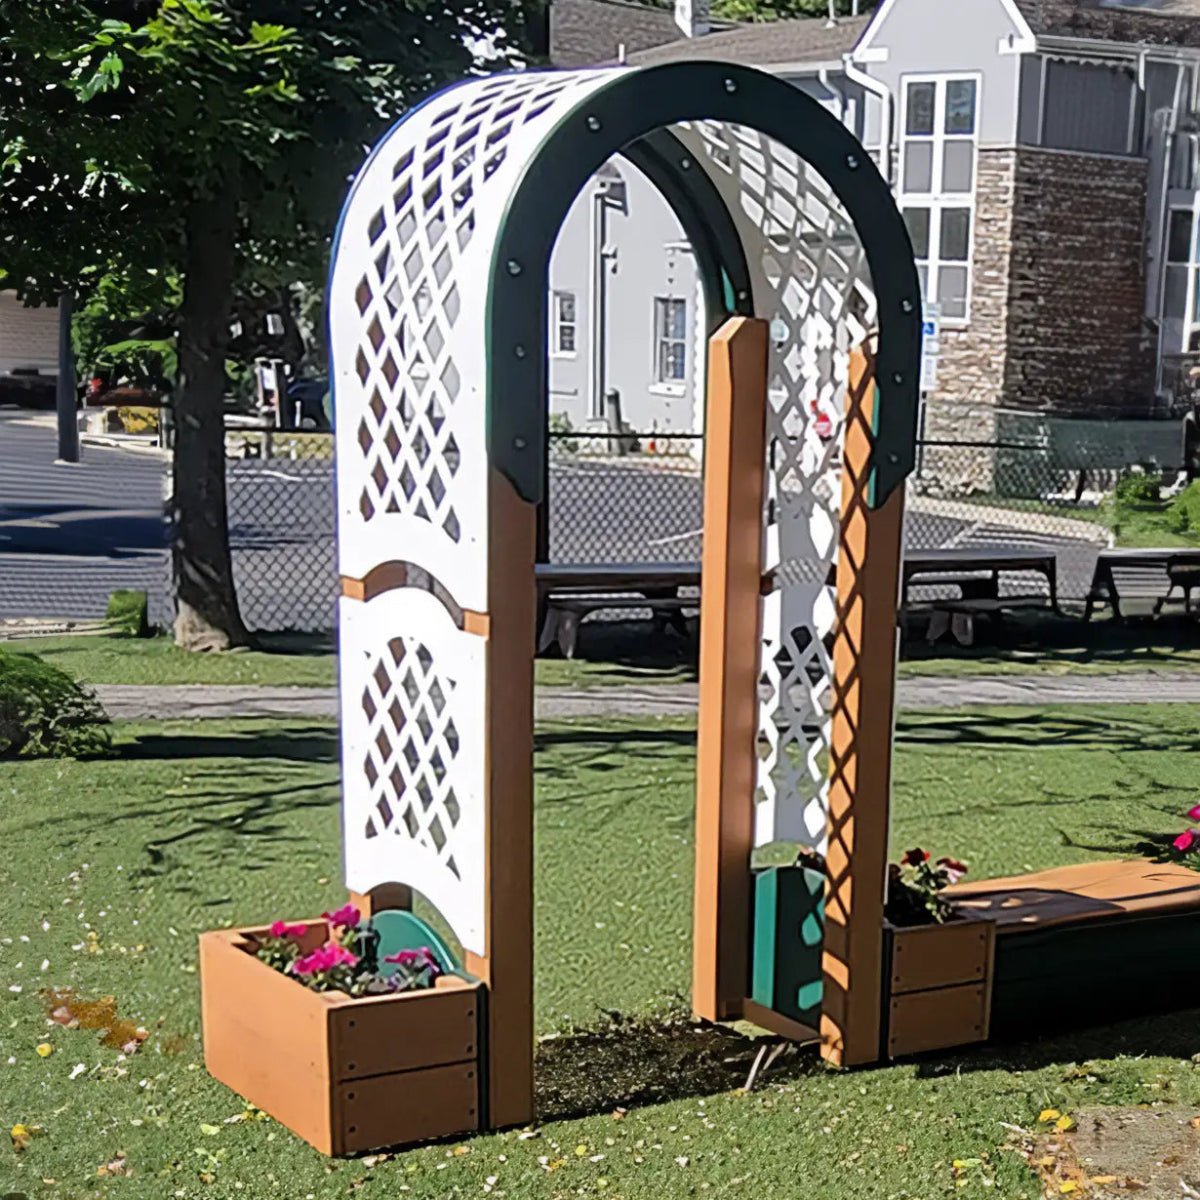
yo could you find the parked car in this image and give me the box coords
[0,369,58,409]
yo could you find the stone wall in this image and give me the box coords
[1004,146,1156,415]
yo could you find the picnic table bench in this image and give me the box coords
[1084,548,1200,620]
[902,548,1059,645]
[535,562,701,658]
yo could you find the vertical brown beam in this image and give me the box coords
[692,316,769,1023]
[820,340,905,1068]
[464,468,537,1128]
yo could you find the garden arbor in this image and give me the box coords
[329,62,922,1131]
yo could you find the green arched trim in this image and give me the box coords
[486,60,922,509]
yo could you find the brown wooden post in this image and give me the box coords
[692,316,769,1023]
[820,339,906,1068]
[464,468,537,1128]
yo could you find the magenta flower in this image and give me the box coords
[1188,804,1200,822]
[900,848,930,867]
[321,904,361,930]
[293,943,359,976]
[1175,830,1198,853]
[384,946,442,977]
[937,857,968,883]
[268,921,308,939]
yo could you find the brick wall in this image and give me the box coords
[1004,146,1156,415]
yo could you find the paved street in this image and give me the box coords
[2,408,1109,631]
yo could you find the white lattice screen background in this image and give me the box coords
[331,69,877,955]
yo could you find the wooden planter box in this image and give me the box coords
[200,922,483,1155]
[883,912,995,1059]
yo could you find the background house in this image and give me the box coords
[0,292,59,377]
[548,0,1200,463]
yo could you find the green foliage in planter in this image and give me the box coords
[105,589,150,638]
[0,648,111,759]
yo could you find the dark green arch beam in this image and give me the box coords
[486,60,923,509]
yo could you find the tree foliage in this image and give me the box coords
[0,0,536,648]
[711,0,863,22]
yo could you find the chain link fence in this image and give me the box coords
[217,405,1198,632]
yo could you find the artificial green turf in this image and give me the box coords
[4,708,1200,1197]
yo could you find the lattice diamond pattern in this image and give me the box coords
[333,69,612,608]
[676,121,876,851]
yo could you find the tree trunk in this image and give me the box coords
[172,185,249,651]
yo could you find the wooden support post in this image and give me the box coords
[348,883,413,916]
[692,316,769,1023]
[820,340,906,1068]
[465,468,537,1129]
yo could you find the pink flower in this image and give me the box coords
[293,943,359,976]
[1187,805,1200,822]
[937,857,968,883]
[384,946,442,977]
[1175,830,1197,853]
[321,904,361,930]
[268,921,308,939]
[900,848,930,867]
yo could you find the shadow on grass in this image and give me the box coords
[911,1004,1200,1080]
[533,1012,811,1123]
[902,608,1200,672]
[539,619,699,684]
[250,631,335,657]
[896,709,1200,754]
[121,724,338,763]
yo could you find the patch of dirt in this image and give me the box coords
[1013,1107,1200,1197]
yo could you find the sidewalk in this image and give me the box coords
[93,671,1200,722]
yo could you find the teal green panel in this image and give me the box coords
[796,980,823,1010]
[750,866,825,1026]
[372,909,461,978]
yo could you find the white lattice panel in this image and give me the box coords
[675,121,875,851]
[330,69,614,611]
[339,589,486,954]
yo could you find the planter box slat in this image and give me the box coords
[336,1063,479,1153]
[200,924,483,1155]
[889,917,994,995]
[887,982,989,1058]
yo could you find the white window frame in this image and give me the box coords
[651,295,688,396]
[1164,196,1200,354]
[898,72,981,328]
[550,289,577,358]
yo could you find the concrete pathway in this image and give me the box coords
[92,672,1200,722]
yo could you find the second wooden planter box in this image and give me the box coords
[200,921,483,1155]
[883,913,995,1059]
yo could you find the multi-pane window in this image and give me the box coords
[551,290,577,355]
[655,297,687,384]
[900,76,978,323]
[1163,205,1200,353]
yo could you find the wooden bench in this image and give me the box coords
[922,595,1054,646]
[535,562,700,659]
[1084,548,1200,620]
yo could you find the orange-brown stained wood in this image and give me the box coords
[464,467,537,1129]
[334,1062,480,1154]
[820,339,906,1068]
[200,929,334,1154]
[200,926,483,1156]
[692,317,769,1023]
[888,917,995,995]
[886,982,990,1059]
[348,883,412,916]
[329,977,480,1079]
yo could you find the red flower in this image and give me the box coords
[293,943,359,976]
[268,921,308,939]
[384,947,442,978]
[1174,830,1197,853]
[1188,804,1200,822]
[936,857,968,883]
[900,848,930,867]
[321,904,361,930]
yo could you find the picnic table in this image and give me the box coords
[902,547,1059,644]
[535,562,701,658]
[1084,547,1200,620]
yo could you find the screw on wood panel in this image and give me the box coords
[467,1070,475,1078]
[348,1092,356,1100]
[466,1009,475,1018]
[349,1125,357,1133]
[348,1020,356,1027]
[348,1062,356,1071]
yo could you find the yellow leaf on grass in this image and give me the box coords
[1055,1115,1077,1132]
[199,1124,220,1136]
[1039,1109,1061,1123]
[575,1145,589,1157]
[35,1043,52,1058]
[11,1124,31,1151]
[1090,1176,1118,1185]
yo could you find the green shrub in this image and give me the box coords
[0,649,111,759]
[1168,480,1200,536]
[105,589,149,637]
[1114,469,1163,506]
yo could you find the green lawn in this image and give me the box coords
[5,707,1200,1196]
